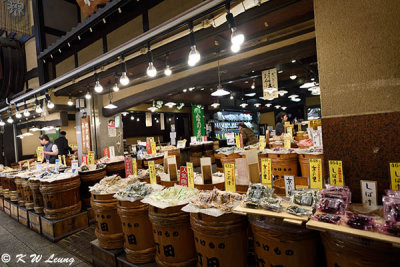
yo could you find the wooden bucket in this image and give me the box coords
[213,141,219,151]
[190,144,203,153]
[160,181,179,188]
[148,205,196,266]
[321,231,399,267]
[106,161,126,178]
[91,193,124,249]
[7,175,18,202]
[189,156,201,167]
[298,153,325,178]
[79,168,107,208]
[191,213,248,267]
[191,151,203,158]
[15,176,25,206]
[268,153,298,180]
[117,200,155,264]
[167,149,181,167]
[194,182,225,191]
[21,178,34,210]
[40,175,81,220]
[29,180,43,213]
[249,215,320,267]
[203,142,214,151]
[273,177,309,196]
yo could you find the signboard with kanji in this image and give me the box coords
[224,163,236,192]
[88,151,95,165]
[284,175,295,197]
[361,180,377,207]
[148,161,157,184]
[261,158,272,187]
[104,148,110,158]
[132,158,137,176]
[309,158,323,189]
[390,163,400,190]
[259,136,265,150]
[179,167,188,187]
[329,160,344,186]
[187,162,194,189]
[125,156,133,177]
[82,156,88,165]
[36,147,43,162]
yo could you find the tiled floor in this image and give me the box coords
[0,211,91,266]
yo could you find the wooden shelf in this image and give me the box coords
[306,220,400,247]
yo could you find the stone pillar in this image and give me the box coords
[314,0,400,202]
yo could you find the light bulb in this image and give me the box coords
[147,62,157,77]
[130,115,134,120]
[188,45,200,66]
[67,98,73,106]
[36,105,42,114]
[231,28,244,46]
[0,120,5,126]
[136,118,140,122]
[15,112,22,119]
[231,43,240,53]
[47,101,54,109]
[85,92,92,100]
[251,81,255,89]
[119,72,129,86]
[7,117,13,124]
[164,65,172,76]
[24,110,30,117]
[290,75,297,80]
[230,95,234,100]
[113,83,120,92]
[94,80,103,93]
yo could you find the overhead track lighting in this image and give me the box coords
[35,97,42,114]
[226,1,244,53]
[45,92,54,109]
[265,103,272,107]
[15,104,22,119]
[188,21,201,67]
[146,43,157,77]
[23,101,30,117]
[94,72,103,93]
[7,108,13,124]
[119,55,129,86]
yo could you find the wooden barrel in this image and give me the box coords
[143,156,164,168]
[7,175,18,202]
[194,182,225,191]
[298,153,325,178]
[191,213,248,267]
[160,181,179,188]
[40,175,81,220]
[79,168,107,208]
[191,151,203,158]
[15,176,25,206]
[106,161,126,178]
[249,215,320,267]
[268,153,298,180]
[189,156,201,167]
[203,142,214,151]
[117,200,155,264]
[167,149,181,167]
[91,193,124,249]
[216,153,242,173]
[29,180,43,212]
[213,141,219,151]
[190,144,203,153]
[321,231,399,267]
[22,178,34,210]
[273,177,309,196]
[148,205,196,266]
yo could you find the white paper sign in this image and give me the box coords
[160,113,165,130]
[262,68,278,100]
[170,132,177,146]
[145,112,152,127]
[71,160,79,174]
[177,140,186,149]
[226,133,235,145]
[109,146,115,158]
[361,180,377,207]
[190,136,197,144]
[284,175,295,197]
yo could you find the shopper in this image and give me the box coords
[54,131,73,156]
[238,122,258,146]
[39,134,58,163]
[275,112,288,136]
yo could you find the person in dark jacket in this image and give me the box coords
[275,112,288,136]
[238,122,258,146]
[39,134,58,163]
[54,131,73,156]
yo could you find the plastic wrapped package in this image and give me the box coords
[376,220,400,237]
[290,189,319,207]
[383,195,400,223]
[313,213,342,224]
[244,183,274,208]
[259,197,282,212]
[324,184,352,203]
[345,212,374,231]
[317,197,347,214]
[286,205,312,217]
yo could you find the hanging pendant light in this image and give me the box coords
[226,2,244,53]
[164,53,172,76]
[119,55,130,86]
[15,104,22,119]
[113,76,120,92]
[0,119,5,126]
[45,92,54,109]
[35,97,42,114]
[7,108,14,123]
[187,21,201,67]
[85,90,92,100]
[23,101,30,117]
[147,101,158,112]
[67,97,74,106]
[251,80,255,89]
[94,72,103,93]
[211,57,229,96]
[146,43,157,77]
[104,87,118,109]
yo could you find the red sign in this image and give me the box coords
[104,148,110,158]
[240,134,244,148]
[204,136,207,142]
[179,166,188,187]
[125,156,133,177]
[82,156,88,165]
[146,140,152,154]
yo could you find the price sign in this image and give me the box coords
[104,148,110,158]
[240,134,244,148]
[125,156,133,177]
[36,147,43,162]
[390,163,400,190]
[261,158,272,187]
[287,126,293,138]
[148,161,157,184]
[329,160,344,186]
[224,163,236,192]
[62,155,66,166]
[88,151,95,165]
[146,137,155,142]
[284,175,295,197]
[132,158,137,176]
[259,136,266,151]
[361,180,377,207]
[187,162,194,189]
[309,158,323,189]
[177,140,186,149]
[284,134,291,149]
[190,136,197,144]
[109,146,115,158]
[151,141,157,154]
[146,140,152,154]
[71,160,78,173]
[82,156,88,165]
[179,167,188,187]
[235,135,241,148]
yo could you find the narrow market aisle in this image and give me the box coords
[0,212,91,267]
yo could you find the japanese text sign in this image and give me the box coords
[179,167,188,187]
[186,162,194,189]
[309,158,323,189]
[361,180,377,207]
[125,156,133,177]
[261,158,272,187]
[329,160,344,186]
[390,163,400,190]
[224,163,236,192]
[148,161,157,184]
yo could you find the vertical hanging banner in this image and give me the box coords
[309,158,323,189]
[389,163,400,190]
[0,0,31,36]
[192,105,205,140]
[329,160,344,186]
[148,161,157,184]
[132,158,138,176]
[179,167,188,187]
[187,162,194,189]
[160,113,165,130]
[145,112,152,127]
[80,116,91,154]
[262,68,279,99]
[261,158,272,187]
[224,163,236,192]
[125,156,133,177]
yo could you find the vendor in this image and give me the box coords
[54,131,73,156]
[39,134,58,163]
[238,122,258,146]
[275,112,288,136]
